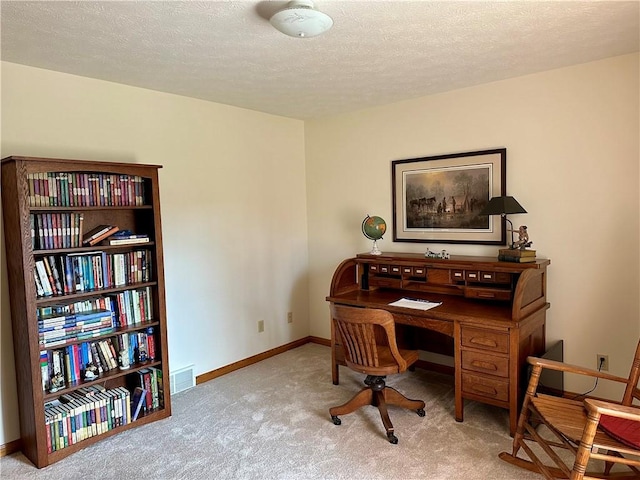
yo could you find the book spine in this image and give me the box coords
[35,260,53,297]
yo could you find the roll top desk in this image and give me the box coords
[326,252,550,434]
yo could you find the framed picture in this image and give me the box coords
[392,148,506,245]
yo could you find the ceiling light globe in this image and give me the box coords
[270,0,333,38]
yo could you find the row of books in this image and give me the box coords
[109,287,154,328]
[84,226,151,247]
[45,385,131,453]
[30,213,84,250]
[37,286,153,334]
[129,367,164,414]
[498,248,537,263]
[30,215,152,252]
[37,296,114,322]
[27,172,146,208]
[38,309,115,348]
[43,339,120,389]
[34,250,153,298]
[114,328,156,365]
[41,332,157,392]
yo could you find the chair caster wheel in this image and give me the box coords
[331,415,341,425]
[387,432,398,444]
[417,408,426,417]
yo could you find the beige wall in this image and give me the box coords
[305,53,640,396]
[1,53,638,447]
[0,62,309,445]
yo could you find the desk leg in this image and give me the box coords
[455,390,464,422]
[454,321,463,422]
[331,317,339,385]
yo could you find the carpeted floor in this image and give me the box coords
[1,343,543,479]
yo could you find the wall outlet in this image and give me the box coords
[287,311,293,324]
[258,320,264,333]
[597,354,609,371]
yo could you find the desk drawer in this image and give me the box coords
[464,286,512,301]
[462,372,509,402]
[461,327,509,354]
[369,276,402,289]
[461,351,508,377]
[465,270,480,281]
[401,266,426,278]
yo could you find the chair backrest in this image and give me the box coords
[622,339,640,406]
[330,304,408,373]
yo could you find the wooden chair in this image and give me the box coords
[329,304,426,444]
[499,340,640,479]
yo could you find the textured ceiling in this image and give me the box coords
[1,1,639,120]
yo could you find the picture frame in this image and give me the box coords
[392,148,506,245]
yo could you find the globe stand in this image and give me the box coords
[370,239,382,255]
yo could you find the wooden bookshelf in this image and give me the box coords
[1,156,172,468]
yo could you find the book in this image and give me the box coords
[103,237,150,246]
[108,230,146,240]
[498,254,537,263]
[130,386,147,421]
[82,225,119,246]
[498,248,536,258]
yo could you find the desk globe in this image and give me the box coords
[362,215,386,255]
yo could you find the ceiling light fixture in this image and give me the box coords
[270,0,333,38]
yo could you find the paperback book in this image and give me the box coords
[103,230,150,246]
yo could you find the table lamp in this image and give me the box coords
[478,195,527,249]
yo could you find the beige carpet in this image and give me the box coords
[1,343,543,479]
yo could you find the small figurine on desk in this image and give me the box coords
[425,248,450,259]
[512,225,533,250]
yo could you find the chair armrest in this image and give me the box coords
[585,399,640,422]
[527,356,629,384]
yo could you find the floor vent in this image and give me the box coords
[170,364,195,395]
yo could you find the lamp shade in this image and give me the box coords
[478,196,527,216]
[270,0,333,38]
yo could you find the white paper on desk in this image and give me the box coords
[388,298,442,311]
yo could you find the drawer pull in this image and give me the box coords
[472,385,498,396]
[471,360,498,371]
[469,337,498,348]
[476,292,496,298]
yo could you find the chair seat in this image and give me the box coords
[345,346,419,376]
[533,394,640,457]
[599,415,640,449]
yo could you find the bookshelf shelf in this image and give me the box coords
[1,156,172,468]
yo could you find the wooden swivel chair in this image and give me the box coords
[499,339,640,479]
[329,304,426,444]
